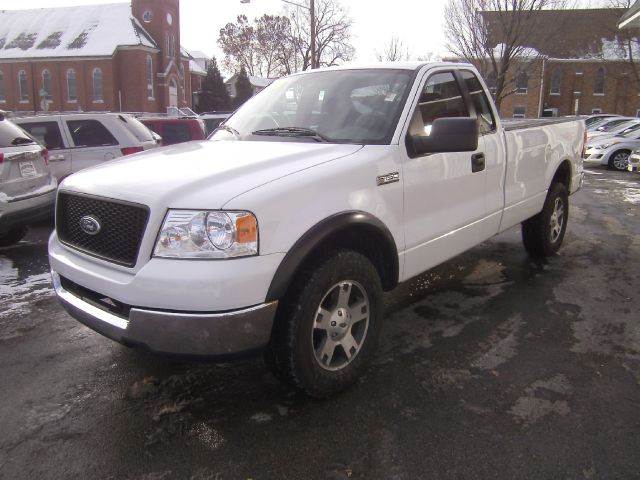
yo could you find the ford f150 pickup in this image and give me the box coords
[49,63,585,397]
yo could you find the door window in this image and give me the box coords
[66,119,117,147]
[412,71,468,136]
[18,121,65,150]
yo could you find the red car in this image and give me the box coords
[139,117,206,146]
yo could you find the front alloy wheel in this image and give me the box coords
[313,281,370,371]
[265,249,382,398]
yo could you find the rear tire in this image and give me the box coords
[608,150,630,171]
[0,226,28,247]
[264,249,383,398]
[522,182,568,257]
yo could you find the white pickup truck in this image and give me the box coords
[49,63,585,397]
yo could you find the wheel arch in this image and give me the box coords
[265,211,399,302]
[551,159,572,189]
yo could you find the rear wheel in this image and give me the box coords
[265,249,383,398]
[522,182,568,257]
[0,226,28,247]
[609,150,630,171]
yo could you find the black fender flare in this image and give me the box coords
[265,211,399,302]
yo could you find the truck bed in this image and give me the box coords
[501,117,584,131]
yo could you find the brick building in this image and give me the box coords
[0,0,205,114]
[480,8,640,118]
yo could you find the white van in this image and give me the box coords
[14,113,158,181]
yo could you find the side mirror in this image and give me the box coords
[407,117,479,156]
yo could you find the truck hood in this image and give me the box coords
[60,140,363,209]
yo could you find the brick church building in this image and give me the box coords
[0,0,205,114]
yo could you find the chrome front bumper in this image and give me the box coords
[52,271,277,357]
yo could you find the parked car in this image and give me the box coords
[139,117,206,146]
[200,112,232,137]
[49,63,584,397]
[628,148,640,172]
[0,114,57,246]
[584,129,640,170]
[584,113,621,128]
[587,116,634,133]
[587,118,640,141]
[13,113,158,181]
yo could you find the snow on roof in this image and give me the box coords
[188,50,208,60]
[0,3,157,59]
[190,59,207,75]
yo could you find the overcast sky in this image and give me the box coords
[12,0,450,74]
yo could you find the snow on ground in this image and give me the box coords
[0,256,53,339]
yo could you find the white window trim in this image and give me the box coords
[591,108,602,114]
[593,93,605,96]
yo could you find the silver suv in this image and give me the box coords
[0,115,57,246]
[13,113,158,181]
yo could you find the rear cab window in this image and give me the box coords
[162,123,193,145]
[66,119,118,147]
[460,70,496,135]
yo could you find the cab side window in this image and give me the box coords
[409,71,468,136]
[461,70,496,135]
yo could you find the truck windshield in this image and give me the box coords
[211,69,414,145]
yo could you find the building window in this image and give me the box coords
[515,71,528,95]
[18,70,28,102]
[166,34,175,58]
[0,71,5,102]
[550,68,561,95]
[513,106,526,118]
[147,55,154,99]
[180,64,186,102]
[41,69,52,100]
[93,68,103,102]
[67,69,77,102]
[592,108,602,114]
[594,67,605,95]
[636,109,640,118]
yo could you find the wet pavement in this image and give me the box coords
[1,165,639,479]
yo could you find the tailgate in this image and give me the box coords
[0,147,51,199]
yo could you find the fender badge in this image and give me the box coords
[376,172,400,186]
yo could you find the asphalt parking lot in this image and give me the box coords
[1,166,639,480]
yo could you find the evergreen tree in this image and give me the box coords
[198,57,231,113]
[233,67,254,108]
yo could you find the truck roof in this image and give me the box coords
[288,61,475,75]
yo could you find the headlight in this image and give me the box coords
[154,210,258,259]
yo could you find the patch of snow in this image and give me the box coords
[0,4,156,59]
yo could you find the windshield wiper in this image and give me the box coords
[11,137,35,146]
[252,127,329,142]
[214,123,240,139]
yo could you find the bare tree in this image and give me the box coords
[444,0,570,110]
[606,0,640,89]
[375,35,411,62]
[219,14,292,78]
[218,1,354,77]
[285,0,355,72]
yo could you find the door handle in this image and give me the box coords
[471,152,485,173]
[49,154,66,162]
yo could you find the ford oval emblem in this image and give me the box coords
[80,215,101,235]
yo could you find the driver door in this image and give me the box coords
[401,69,489,280]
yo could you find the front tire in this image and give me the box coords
[521,182,568,257]
[609,150,630,171]
[265,249,383,398]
